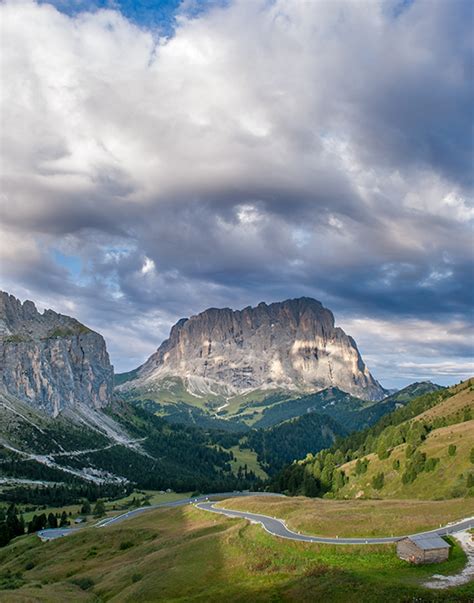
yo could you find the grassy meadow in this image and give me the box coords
[217,495,474,538]
[0,503,472,602]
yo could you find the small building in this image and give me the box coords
[397,535,450,564]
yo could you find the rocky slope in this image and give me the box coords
[0,291,113,416]
[121,298,385,401]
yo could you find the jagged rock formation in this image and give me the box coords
[0,291,113,416]
[122,298,385,401]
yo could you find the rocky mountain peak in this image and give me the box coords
[122,297,385,401]
[0,291,114,416]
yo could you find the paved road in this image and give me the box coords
[196,501,474,545]
[37,491,280,541]
[38,493,474,545]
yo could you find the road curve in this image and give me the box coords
[37,492,474,545]
[195,501,474,546]
[37,491,280,541]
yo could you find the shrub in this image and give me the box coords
[119,541,134,550]
[24,561,35,571]
[372,472,385,490]
[448,444,457,457]
[355,458,369,475]
[70,577,94,591]
[402,467,417,484]
[424,457,439,472]
[132,573,142,583]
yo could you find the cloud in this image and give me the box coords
[0,0,472,386]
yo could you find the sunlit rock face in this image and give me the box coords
[0,292,113,416]
[123,298,385,401]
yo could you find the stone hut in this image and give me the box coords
[396,535,450,564]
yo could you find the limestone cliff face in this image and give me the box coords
[0,292,113,416]
[125,298,385,401]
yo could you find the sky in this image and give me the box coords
[0,0,473,388]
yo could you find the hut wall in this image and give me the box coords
[396,539,449,564]
[396,540,423,563]
[423,548,449,564]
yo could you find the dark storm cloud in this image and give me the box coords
[0,0,472,386]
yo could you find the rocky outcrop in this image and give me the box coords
[123,297,385,401]
[0,291,113,416]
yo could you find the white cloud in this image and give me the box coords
[0,0,472,384]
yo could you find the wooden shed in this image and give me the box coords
[396,535,450,564]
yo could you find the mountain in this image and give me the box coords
[118,298,386,415]
[254,382,442,432]
[0,292,260,492]
[0,292,113,416]
[0,389,260,492]
[253,387,375,431]
[273,379,474,500]
[352,381,444,427]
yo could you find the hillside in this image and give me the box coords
[0,392,260,494]
[246,412,346,475]
[273,379,474,500]
[252,382,441,431]
[0,502,472,602]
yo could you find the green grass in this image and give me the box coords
[0,504,472,602]
[218,495,474,538]
[338,419,474,500]
[217,389,290,421]
[229,446,268,479]
[125,376,220,410]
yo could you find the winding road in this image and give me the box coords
[38,492,474,546]
[196,501,474,545]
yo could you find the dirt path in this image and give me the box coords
[424,530,474,589]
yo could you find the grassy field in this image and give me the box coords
[0,504,472,602]
[217,495,474,538]
[229,446,268,479]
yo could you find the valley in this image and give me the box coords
[2,1,471,599]
[0,291,472,601]
[0,496,472,602]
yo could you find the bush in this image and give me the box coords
[132,573,142,583]
[402,467,417,484]
[70,577,94,591]
[24,561,35,571]
[425,457,439,472]
[448,444,457,457]
[372,472,385,490]
[119,541,134,550]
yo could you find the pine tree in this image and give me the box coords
[93,500,106,518]
[59,511,69,527]
[80,500,91,515]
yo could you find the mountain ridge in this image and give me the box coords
[119,297,386,404]
[0,291,113,416]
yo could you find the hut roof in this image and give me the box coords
[407,535,450,550]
